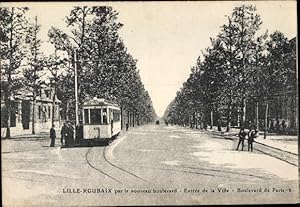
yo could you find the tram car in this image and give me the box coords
[82,97,121,144]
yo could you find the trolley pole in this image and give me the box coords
[74,50,79,126]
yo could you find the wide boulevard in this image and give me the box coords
[2,124,298,205]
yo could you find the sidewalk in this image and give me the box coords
[208,126,298,155]
[1,132,55,153]
[1,126,136,153]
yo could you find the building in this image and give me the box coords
[1,85,61,137]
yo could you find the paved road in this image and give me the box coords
[2,125,299,206]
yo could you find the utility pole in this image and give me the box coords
[32,16,38,135]
[74,50,79,126]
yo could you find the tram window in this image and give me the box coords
[84,109,89,124]
[113,110,120,122]
[102,108,108,124]
[90,109,101,124]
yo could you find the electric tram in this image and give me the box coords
[82,97,121,144]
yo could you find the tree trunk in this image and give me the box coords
[133,111,135,127]
[127,111,130,127]
[120,107,123,129]
[237,108,240,128]
[5,7,14,139]
[32,96,36,134]
[52,81,56,127]
[210,110,213,129]
[66,102,70,121]
[226,99,232,132]
[193,112,198,129]
[242,98,246,127]
[255,101,259,130]
[264,102,269,139]
[5,95,11,139]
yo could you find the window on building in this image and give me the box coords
[48,106,51,119]
[38,106,42,119]
[45,90,50,98]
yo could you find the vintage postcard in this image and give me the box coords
[1,1,298,206]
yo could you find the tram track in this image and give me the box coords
[2,148,48,154]
[85,147,123,184]
[253,143,298,167]
[103,145,151,183]
[85,142,150,186]
[210,131,298,167]
[121,162,272,182]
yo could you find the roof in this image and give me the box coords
[83,97,119,108]
[1,86,61,104]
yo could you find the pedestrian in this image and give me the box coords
[281,119,286,134]
[126,123,129,131]
[248,121,253,130]
[236,127,247,151]
[217,119,222,132]
[203,121,207,130]
[61,122,68,147]
[248,128,258,152]
[75,122,83,144]
[270,119,274,132]
[50,125,56,147]
[275,118,280,133]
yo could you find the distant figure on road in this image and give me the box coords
[217,119,222,131]
[281,119,286,134]
[50,125,56,147]
[203,121,207,130]
[126,123,129,131]
[275,118,280,133]
[247,121,253,130]
[270,119,275,132]
[248,128,258,152]
[236,127,247,151]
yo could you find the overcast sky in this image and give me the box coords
[2,1,297,116]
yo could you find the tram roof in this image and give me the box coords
[83,97,120,108]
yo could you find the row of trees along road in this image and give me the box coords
[1,6,157,138]
[163,5,297,138]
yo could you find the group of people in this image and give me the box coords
[61,122,75,147]
[236,125,259,152]
[49,121,78,147]
[269,119,287,134]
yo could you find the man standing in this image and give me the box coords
[75,121,83,144]
[248,128,258,152]
[50,125,56,147]
[236,127,247,151]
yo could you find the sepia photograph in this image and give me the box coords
[0,0,298,206]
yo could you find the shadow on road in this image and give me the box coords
[61,140,109,148]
